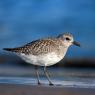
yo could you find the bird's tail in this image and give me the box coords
[3,48,15,52]
[3,47,23,53]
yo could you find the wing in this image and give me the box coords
[3,38,59,55]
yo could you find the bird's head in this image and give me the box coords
[57,33,80,47]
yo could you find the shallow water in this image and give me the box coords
[0,76,95,88]
[0,63,95,88]
[0,66,95,89]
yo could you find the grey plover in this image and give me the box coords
[3,33,80,85]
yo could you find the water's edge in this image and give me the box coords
[0,77,95,88]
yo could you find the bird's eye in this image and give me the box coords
[66,37,70,41]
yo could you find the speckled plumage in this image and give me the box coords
[3,37,67,56]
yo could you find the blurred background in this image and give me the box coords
[0,0,95,79]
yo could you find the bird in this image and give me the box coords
[3,33,80,85]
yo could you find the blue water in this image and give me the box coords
[0,77,95,88]
[0,0,95,57]
[0,67,95,88]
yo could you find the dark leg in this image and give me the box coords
[35,66,41,85]
[44,66,53,85]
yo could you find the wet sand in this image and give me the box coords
[0,84,95,95]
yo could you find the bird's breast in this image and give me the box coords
[18,52,65,66]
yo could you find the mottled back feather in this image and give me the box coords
[3,38,64,55]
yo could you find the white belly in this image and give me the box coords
[18,52,64,66]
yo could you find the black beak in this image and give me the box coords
[73,41,80,47]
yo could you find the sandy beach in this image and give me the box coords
[0,83,95,95]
